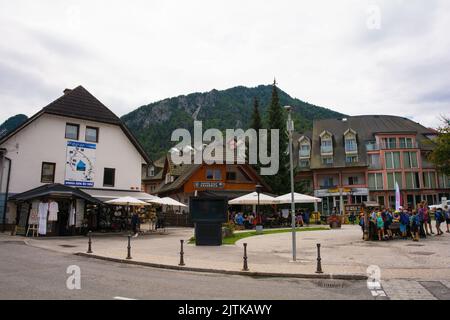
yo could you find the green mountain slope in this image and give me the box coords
[0,114,28,138]
[122,84,346,160]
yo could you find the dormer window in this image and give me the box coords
[148,166,155,177]
[298,137,311,159]
[320,131,333,155]
[344,129,357,154]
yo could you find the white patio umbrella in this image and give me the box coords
[275,192,322,204]
[228,192,279,205]
[148,197,187,207]
[105,196,151,206]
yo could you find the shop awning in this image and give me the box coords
[80,188,160,203]
[8,183,101,203]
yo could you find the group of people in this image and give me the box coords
[229,208,311,229]
[360,201,450,242]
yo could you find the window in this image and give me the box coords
[85,126,99,143]
[320,132,333,154]
[299,159,310,168]
[344,131,357,153]
[403,152,418,169]
[206,169,221,180]
[387,172,402,189]
[41,162,56,183]
[348,176,359,185]
[148,166,155,177]
[385,152,401,169]
[423,172,436,189]
[321,139,333,154]
[405,172,420,189]
[399,137,413,149]
[346,155,358,163]
[368,173,383,190]
[382,138,396,149]
[438,174,450,189]
[368,154,380,169]
[226,172,237,180]
[165,173,174,184]
[65,123,79,140]
[299,143,310,158]
[103,168,116,187]
[323,177,335,188]
[321,156,333,165]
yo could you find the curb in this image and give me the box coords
[75,252,368,281]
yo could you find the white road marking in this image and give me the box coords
[114,296,137,300]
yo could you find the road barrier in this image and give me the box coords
[316,243,323,274]
[179,240,185,266]
[242,243,249,271]
[87,231,93,254]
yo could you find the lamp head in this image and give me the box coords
[255,184,263,194]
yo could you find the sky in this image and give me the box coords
[0,0,449,128]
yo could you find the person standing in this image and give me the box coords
[410,210,420,242]
[131,211,139,238]
[424,201,434,235]
[435,207,444,236]
[376,213,385,241]
[304,209,310,227]
[417,203,427,238]
[445,205,450,233]
[400,209,410,239]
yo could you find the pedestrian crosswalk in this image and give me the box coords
[381,280,450,300]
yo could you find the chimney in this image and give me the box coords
[63,88,72,95]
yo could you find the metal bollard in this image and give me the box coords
[179,240,185,266]
[87,231,93,254]
[126,233,132,260]
[242,243,249,271]
[316,243,323,274]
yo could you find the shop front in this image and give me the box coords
[9,183,101,236]
[315,187,369,216]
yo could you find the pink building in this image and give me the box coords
[294,115,449,215]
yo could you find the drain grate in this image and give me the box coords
[59,244,78,248]
[406,244,425,247]
[411,251,434,256]
[315,280,346,289]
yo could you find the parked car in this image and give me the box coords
[428,200,450,210]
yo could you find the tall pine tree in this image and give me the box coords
[265,80,289,194]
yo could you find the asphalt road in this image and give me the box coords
[0,240,374,300]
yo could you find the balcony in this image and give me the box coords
[365,142,419,151]
[320,146,333,155]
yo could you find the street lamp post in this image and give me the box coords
[256,184,262,230]
[285,106,296,262]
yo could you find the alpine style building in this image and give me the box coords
[294,115,450,216]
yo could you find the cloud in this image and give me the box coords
[0,0,449,128]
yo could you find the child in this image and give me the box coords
[435,208,444,236]
[399,209,409,239]
[410,210,420,241]
[376,213,385,241]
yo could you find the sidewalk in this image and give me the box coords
[9,225,450,281]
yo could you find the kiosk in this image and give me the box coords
[189,196,227,246]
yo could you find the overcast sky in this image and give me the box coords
[0,0,449,128]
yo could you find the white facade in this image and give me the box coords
[1,113,146,194]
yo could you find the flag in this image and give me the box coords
[395,182,401,211]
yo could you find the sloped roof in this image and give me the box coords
[9,183,101,203]
[305,115,437,169]
[0,86,151,163]
[43,86,122,124]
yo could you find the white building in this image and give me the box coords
[0,86,152,234]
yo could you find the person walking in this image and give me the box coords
[417,203,427,238]
[131,211,140,238]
